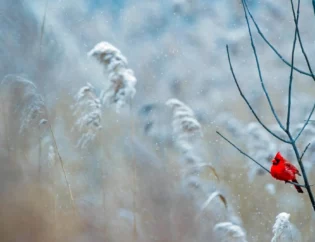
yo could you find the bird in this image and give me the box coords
[270,152,303,193]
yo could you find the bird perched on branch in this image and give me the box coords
[270,152,303,193]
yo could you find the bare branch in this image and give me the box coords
[286,0,301,132]
[241,0,286,131]
[217,131,271,174]
[290,0,315,80]
[243,0,315,81]
[300,143,311,162]
[226,45,289,143]
[294,103,315,141]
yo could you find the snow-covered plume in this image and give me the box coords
[100,69,137,112]
[166,98,225,212]
[166,98,202,153]
[213,222,247,242]
[88,41,137,112]
[88,42,127,73]
[72,83,102,148]
[166,98,204,189]
[1,75,45,134]
[271,212,299,242]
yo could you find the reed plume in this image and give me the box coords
[271,212,299,242]
[213,222,247,242]
[1,74,46,134]
[72,82,102,148]
[166,98,202,155]
[88,41,137,112]
[166,98,228,210]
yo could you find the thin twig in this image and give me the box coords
[289,0,315,81]
[241,0,286,131]
[294,103,315,141]
[243,0,315,80]
[217,131,270,174]
[286,0,300,132]
[226,46,289,143]
[300,143,311,162]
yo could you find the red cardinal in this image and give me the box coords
[270,152,303,193]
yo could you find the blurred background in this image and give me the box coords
[0,0,315,241]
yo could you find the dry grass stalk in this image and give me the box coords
[48,144,57,241]
[0,74,77,238]
[2,75,77,215]
[200,191,227,211]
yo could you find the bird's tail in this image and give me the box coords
[292,178,304,193]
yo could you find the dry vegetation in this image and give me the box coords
[0,0,315,241]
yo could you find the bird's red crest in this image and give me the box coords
[275,152,283,159]
[272,152,283,164]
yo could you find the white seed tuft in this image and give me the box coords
[72,83,102,148]
[88,41,128,73]
[89,41,137,112]
[1,75,46,134]
[271,212,299,242]
[214,222,247,242]
[100,69,137,112]
[166,98,202,153]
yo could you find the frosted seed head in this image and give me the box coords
[214,222,247,242]
[72,83,102,148]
